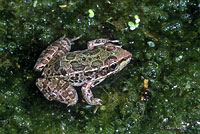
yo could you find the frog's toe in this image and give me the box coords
[67,100,78,107]
[95,98,103,105]
[91,98,102,105]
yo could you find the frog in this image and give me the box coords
[34,36,132,106]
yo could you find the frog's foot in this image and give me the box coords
[70,35,82,42]
[87,39,119,49]
[81,82,102,105]
[36,78,78,106]
[34,36,72,72]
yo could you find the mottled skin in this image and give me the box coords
[34,36,132,106]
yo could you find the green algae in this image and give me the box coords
[0,0,200,133]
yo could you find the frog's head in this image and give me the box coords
[103,43,132,74]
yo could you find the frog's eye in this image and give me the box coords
[110,63,117,71]
[105,45,116,51]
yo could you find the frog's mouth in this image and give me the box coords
[117,55,132,71]
[109,55,132,75]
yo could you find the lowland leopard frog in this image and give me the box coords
[34,36,132,106]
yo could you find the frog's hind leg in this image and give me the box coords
[34,36,72,72]
[81,81,102,105]
[36,78,78,106]
[36,78,55,101]
[87,39,119,49]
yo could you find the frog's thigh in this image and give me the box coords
[36,78,56,101]
[34,36,72,72]
[87,38,119,49]
[36,78,78,106]
[58,84,78,106]
[81,81,102,105]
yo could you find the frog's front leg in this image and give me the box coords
[81,81,102,105]
[36,78,78,106]
[34,36,73,72]
[87,39,119,49]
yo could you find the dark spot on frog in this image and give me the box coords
[54,61,60,72]
[60,45,68,52]
[60,68,67,75]
[42,79,48,86]
[41,59,48,64]
[94,80,100,86]
[82,57,86,61]
[65,98,70,102]
[86,77,92,81]
[88,57,92,61]
[69,80,74,83]
[96,55,101,59]
[66,53,76,60]
[82,83,87,88]
[46,50,54,55]
[47,87,52,92]
[104,56,117,65]
[48,95,55,101]
[91,60,103,68]
[84,71,93,76]
[63,83,69,89]
[54,86,60,92]
[42,83,47,89]
[62,91,69,98]
[59,97,64,102]
[71,61,85,71]
[71,76,78,81]
[100,67,109,76]
[62,37,70,46]
[41,89,47,94]
[46,56,51,60]
[96,39,100,43]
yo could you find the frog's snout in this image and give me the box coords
[123,50,132,59]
